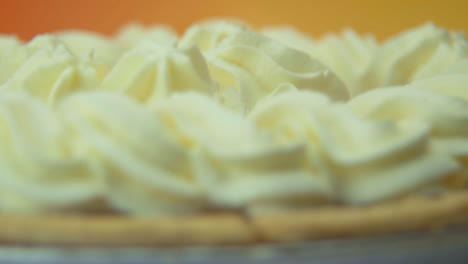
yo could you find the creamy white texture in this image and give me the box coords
[406,74,468,102]
[248,85,331,145]
[262,27,379,97]
[0,35,21,56]
[115,22,178,49]
[442,59,468,75]
[153,92,261,154]
[315,110,459,204]
[179,20,249,51]
[57,30,124,64]
[349,87,468,137]
[152,92,334,212]
[59,92,206,214]
[0,21,466,215]
[0,92,104,213]
[363,24,468,91]
[349,87,468,158]
[100,40,215,105]
[261,26,315,54]
[266,24,468,98]
[0,35,61,85]
[0,36,109,104]
[180,22,349,112]
[249,89,459,204]
[311,30,379,97]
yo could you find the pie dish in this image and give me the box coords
[0,20,467,247]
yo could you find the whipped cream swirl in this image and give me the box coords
[0,92,103,213]
[0,36,110,105]
[249,88,459,204]
[180,21,349,112]
[59,92,206,214]
[100,40,215,105]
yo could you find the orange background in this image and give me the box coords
[1,0,467,41]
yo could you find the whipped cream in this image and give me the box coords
[310,30,379,97]
[115,22,178,49]
[100,40,215,105]
[263,24,468,98]
[363,24,468,91]
[57,30,124,64]
[349,87,468,139]
[0,35,21,56]
[0,36,110,105]
[59,92,206,214]
[249,89,459,204]
[0,92,104,213]
[0,36,87,84]
[262,26,315,54]
[263,27,380,97]
[407,73,468,102]
[151,92,334,214]
[180,21,349,112]
[442,59,468,75]
[349,87,468,190]
[0,20,466,215]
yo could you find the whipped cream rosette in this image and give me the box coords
[179,21,349,112]
[348,87,468,152]
[349,87,468,189]
[59,92,206,215]
[262,27,379,97]
[0,92,104,213]
[152,91,333,215]
[0,35,61,85]
[362,24,468,91]
[317,108,459,204]
[309,30,379,97]
[264,24,468,98]
[0,36,110,105]
[249,88,459,204]
[100,40,216,105]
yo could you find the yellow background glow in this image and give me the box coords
[0,0,467,40]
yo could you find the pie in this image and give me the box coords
[0,19,467,246]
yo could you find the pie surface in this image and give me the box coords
[0,20,467,246]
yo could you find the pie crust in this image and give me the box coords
[0,191,467,246]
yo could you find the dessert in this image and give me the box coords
[0,20,467,246]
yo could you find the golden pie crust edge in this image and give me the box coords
[0,191,467,247]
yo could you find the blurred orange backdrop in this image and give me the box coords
[1,0,467,40]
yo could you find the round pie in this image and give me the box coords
[0,19,467,246]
